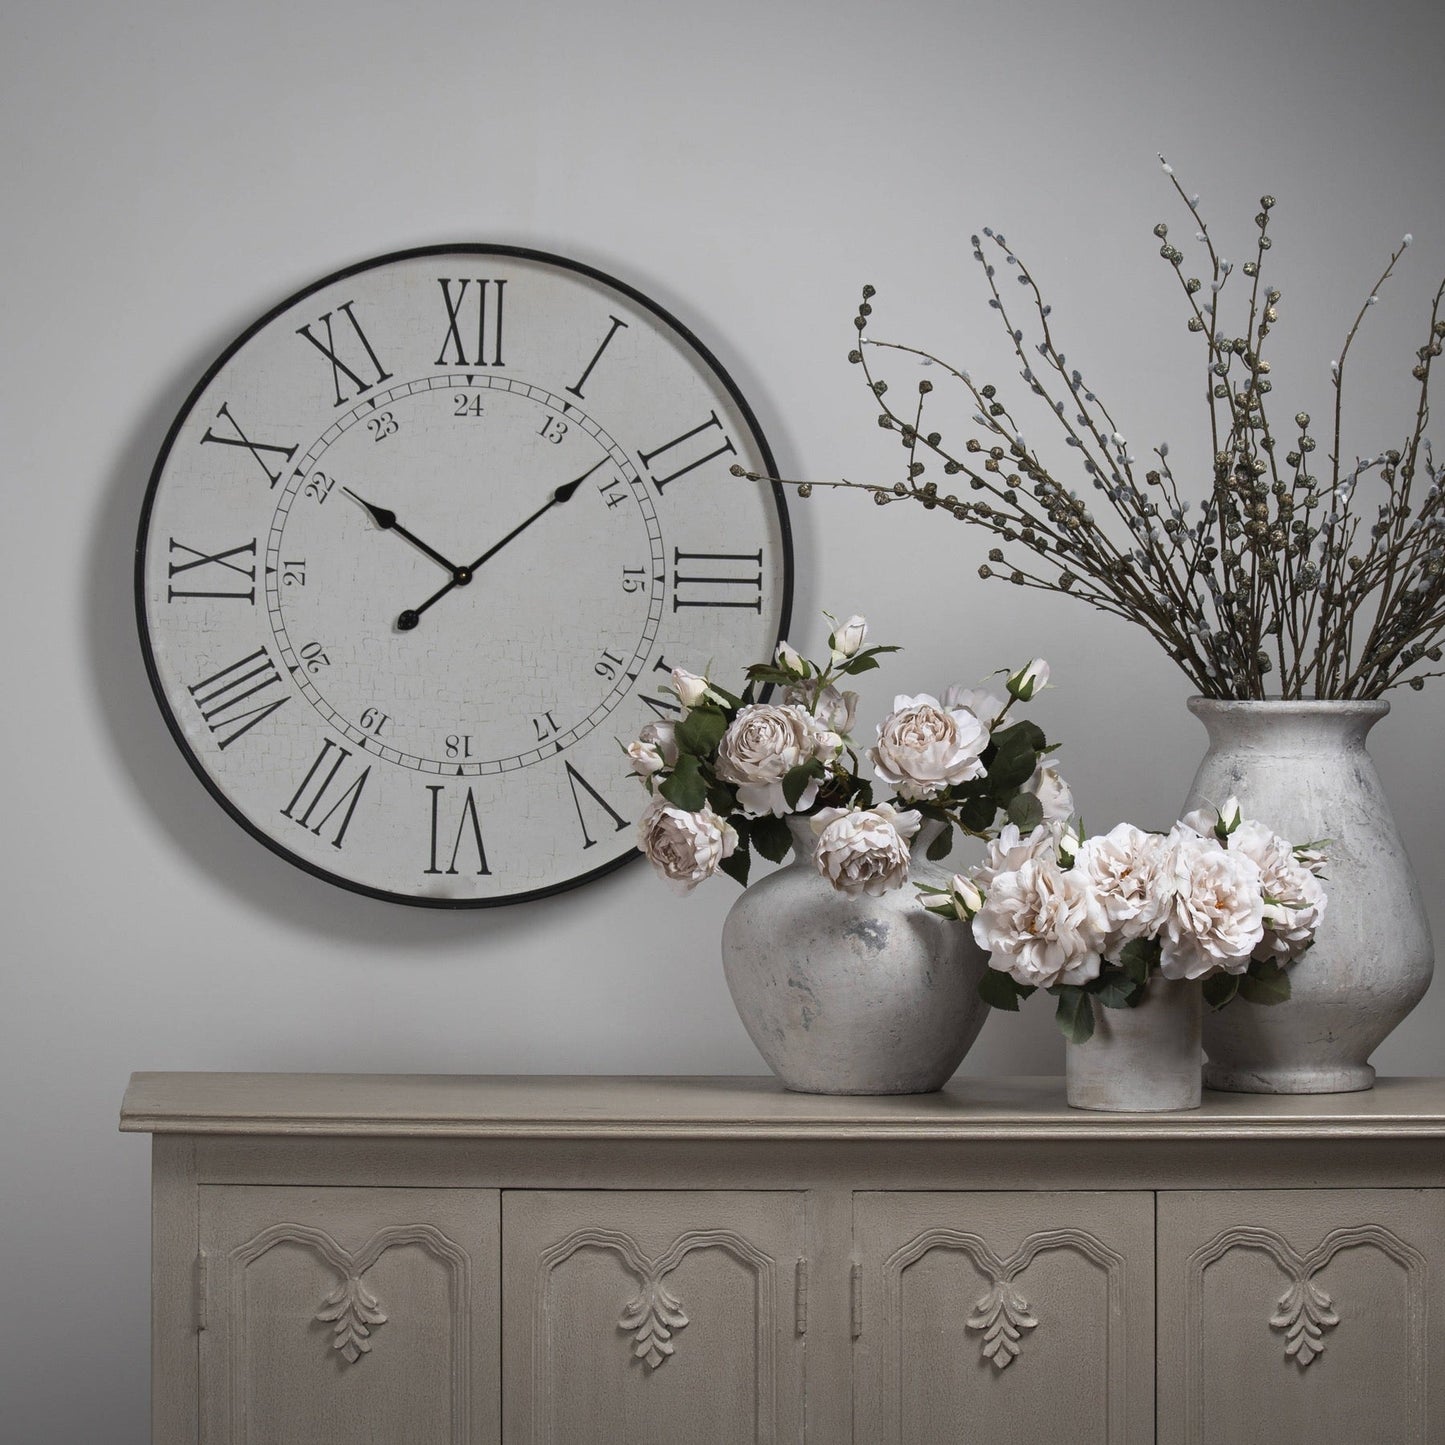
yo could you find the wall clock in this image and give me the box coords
[137,246,792,907]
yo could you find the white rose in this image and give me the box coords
[784,682,858,737]
[1159,827,1266,979]
[811,802,920,897]
[942,683,1006,730]
[1021,759,1075,824]
[636,799,737,894]
[639,720,678,767]
[626,739,665,780]
[948,872,985,919]
[829,614,868,663]
[1180,795,1243,841]
[1073,823,1174,949]
[672,667,724,710]
[869,692,989,801]
[715,703,837,816]
[973,822,1058,887]
[970,856,1109,988]
[775,640,809,677]
[1006,658,1050,701]
[1230,820,1328,961]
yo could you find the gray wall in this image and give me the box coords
[3,0,1442,1437]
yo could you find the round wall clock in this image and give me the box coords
[137,246,792,907]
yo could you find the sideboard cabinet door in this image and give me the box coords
[198,1185,500,1445]
[852,1191,1155,1445]
[501,1190,806,1445]
[1158,1188,1445,1445]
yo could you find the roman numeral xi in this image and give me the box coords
[296,301,393,407]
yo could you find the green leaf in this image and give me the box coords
[1093,974,1145,1009]
[978,969,1026,1012]
[717,839,751,887]
[987,745,1038,791]
[658,755,707,811]
[1006,791,1045,831]
[675,706,728,758]
[782,761,822,810]
[839,654,880,675]
[1202,973,1240,1011]
[926,823,954,862]
[991,719,1047,754]
[1116,936,1161,986]
[751,813,794,864]
[1053,986,1096,1044]
[959,795,996,833]
[1238,959,1291,1005]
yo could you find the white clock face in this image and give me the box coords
[138,247,792,906]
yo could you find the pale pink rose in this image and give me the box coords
[1021,759,1075,825]
[942,683,1006,730]
[973,823,1058,887]
[1230,820,1328,961]
[784,682,859,737]
[1073,823,1174,948]
[636,799,737,894]
[971,857,1109,988]
[1159,827,1266,979]
[869,693,989,801]
[811,803,921,897]
[715,704,838,816]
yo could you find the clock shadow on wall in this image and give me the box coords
[90,244,806,942]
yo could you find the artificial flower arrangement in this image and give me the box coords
[923,798,1329,1042]
[626,612,1064,897]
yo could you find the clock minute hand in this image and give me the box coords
[396,456,610,632]
[460,455,609,575]
[344,488,460,573]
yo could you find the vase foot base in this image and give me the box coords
[1203,1062,1376,1094]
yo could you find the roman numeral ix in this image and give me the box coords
[167,537,257,603]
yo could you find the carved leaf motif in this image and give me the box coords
[316,1274,388,1364]
[619,1277,689,1369]
[1270,1275,1339,1367]
[966,1279,1039,1369]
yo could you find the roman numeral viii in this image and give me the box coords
[187,647,289,749]
[281,739,371,849]
[638,411,736,492]
[167,537,257,603]
[435,278,506,368]
[296,301,393,407]
[425,785,491,875]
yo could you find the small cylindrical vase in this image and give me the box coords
[1065,977,1203,1112]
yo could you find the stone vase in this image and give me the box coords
[1065,977,1203,1112]
[1182,698,1434,1094]
[720,817,991,1094]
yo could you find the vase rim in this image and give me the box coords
[1187,696,1389,718]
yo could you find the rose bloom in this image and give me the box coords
[783,681,858,737]
[1159,827,1266,979]
[1072,823,1174,949]
[715,704,838,816]
[1229,820,1328,961]
[973,822,1058,887]
[639,720,678,767]
[869,693,989,801]
[942,683,1006,731]
[636,799,737,893]
[626,739,665,780]
[829,614,868,663]
[1022,759,1075,825]
[811,802,921,897]
[971,856,1109,988]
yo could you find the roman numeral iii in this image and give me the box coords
[296,301,393,407]
[672,547,764,612]
[435,278,506,368]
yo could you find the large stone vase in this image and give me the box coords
[1181,698,1433,1094]
[720,818,991,1094]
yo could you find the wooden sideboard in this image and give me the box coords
[121,1073,1445,1444]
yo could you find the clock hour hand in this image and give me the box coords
[396,456,609,632]
[344,488,459,574]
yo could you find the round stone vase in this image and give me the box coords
[1182,698,1434,1094]
[720,818,990,1094]
[1065,977,1203,1112]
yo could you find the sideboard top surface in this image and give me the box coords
[120,1073,1445,1142]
